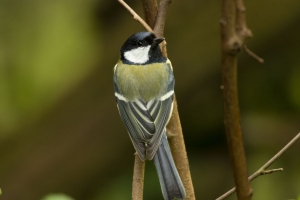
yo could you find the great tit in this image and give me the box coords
[113,32,186,200]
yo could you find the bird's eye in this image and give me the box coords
[137,41,143,47]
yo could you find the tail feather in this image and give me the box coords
[154,132,186,200]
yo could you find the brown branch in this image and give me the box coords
[216,132,300,200]
[153,0,171,38]
[220,0,252,199]
[141,0,158,29]
[132,154,145,200]
[153,0,171,56]
[118,0,153,32]
[234,0,252,40]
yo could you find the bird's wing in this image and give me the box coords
[113,62,174,161]
[114,76,154,161]
[116,100,151,161]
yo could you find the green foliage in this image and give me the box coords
[0,188,2,196]
[40,193,74,200]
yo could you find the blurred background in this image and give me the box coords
[0,0,300,199]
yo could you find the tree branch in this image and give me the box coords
[234,0,265,63]
[141,0,158,29]
[220,0,253,199]
[132,154,145,200]
[216,132,300,200]
[153,0,171,56]
[234,0,252,40]
[153,0,171,38]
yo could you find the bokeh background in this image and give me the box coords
[0,0,300,199]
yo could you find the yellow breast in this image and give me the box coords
[115,62,170,102]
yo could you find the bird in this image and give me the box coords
[113,32,186,200]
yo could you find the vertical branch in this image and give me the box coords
[141,0,158,29]
[221,53,252,200]
[221,0,237,44]
[132,154,145,200]
[234,0,252,39]
[153,0,171,37]
[153,0,171,56]
[220,0,253,199]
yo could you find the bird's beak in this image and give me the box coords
[153,38,165,46]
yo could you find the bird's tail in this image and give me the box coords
[154,132,186,200]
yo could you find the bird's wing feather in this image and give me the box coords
[146,97,173,160]
[116,100,148,161]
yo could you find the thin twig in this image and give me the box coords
[260,168,283,175]
[243,45,264,63]
[216,132,300,200]
[132,154,145,200]
[249,132,300,180]
[118,0,153,32]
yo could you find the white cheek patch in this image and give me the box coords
[124,45,151,64]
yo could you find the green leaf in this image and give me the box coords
[40,193,74,200]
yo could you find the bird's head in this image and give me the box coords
[120,32,165,65]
